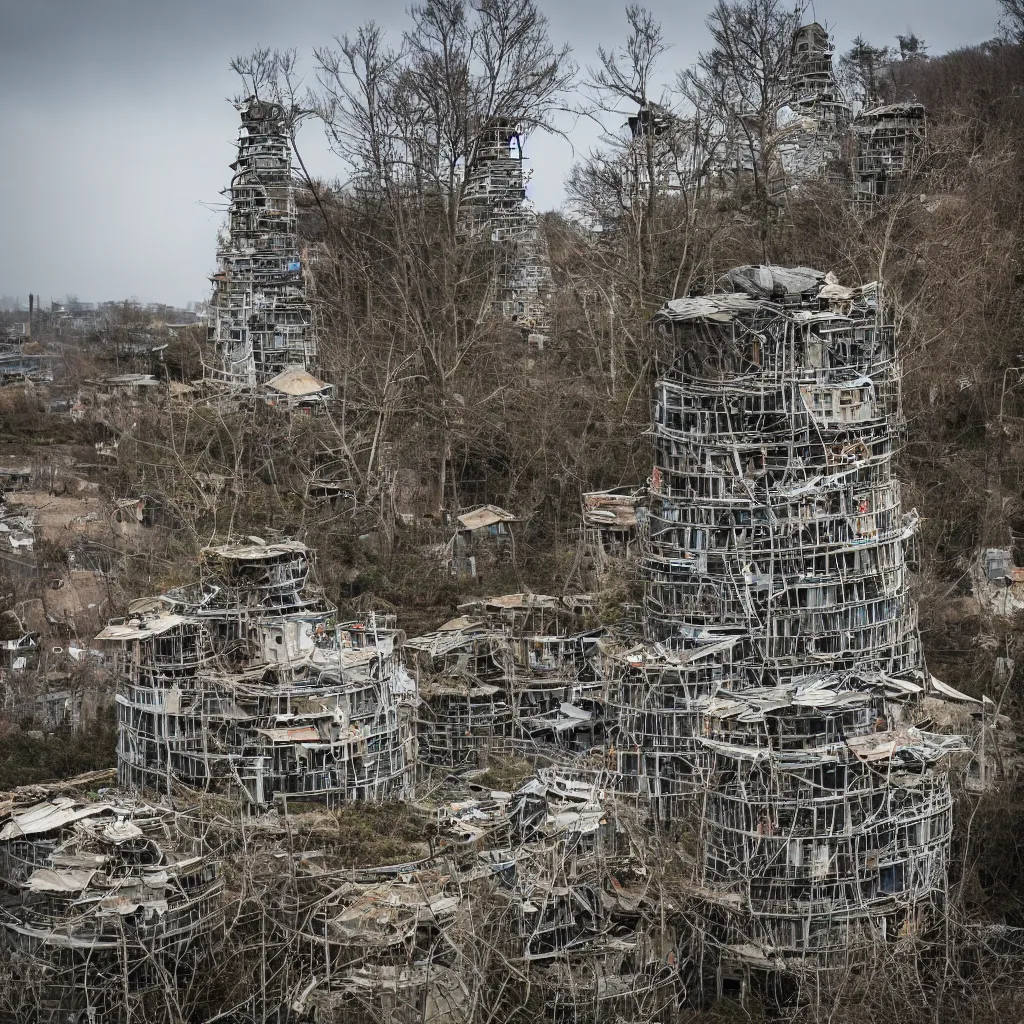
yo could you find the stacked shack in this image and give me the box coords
[504,768,681,1018]
[693,682,962,992]
[101,539,416,807]
[607,638,739,820]
[0,795,222,1022]
[436,767,683,1019]
[458,119,554,344]
[409,595,605,769]
[406,617,516,769]
[642,265,919,669]
[852,102,927,210]
[772,23,850,195]
[610,265,965,986]
[577,488,645,571]
[207,97,320,389]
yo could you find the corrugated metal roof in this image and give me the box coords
[0,800,114,840]
[456,505,519,531]
[653,294,761,323]
[95,613,191,641]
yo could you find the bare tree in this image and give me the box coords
[570,8,727,309]
[306,1,575,514]
[313,1,573,236]
[584,5,669,268]
[680,0,799,253]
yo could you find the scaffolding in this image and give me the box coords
[206,97,320,389]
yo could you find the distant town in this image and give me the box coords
[1,296,205,337]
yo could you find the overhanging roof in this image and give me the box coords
[95,614,191,641]
[264,366,331,397]
[457,505,519,531]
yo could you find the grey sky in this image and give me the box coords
[0,0,1004,307]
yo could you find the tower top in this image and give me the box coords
[235,95,287,131]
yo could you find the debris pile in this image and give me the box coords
[438,768,684,1018]
[0,340,51,385]
[0,794,222,1022]
[291,872,469,1022]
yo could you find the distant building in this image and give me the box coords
[206,97,318,388]
[771,22,851,196]
[458,119,554,345]
[852,102,927,210]
[0,341,50,383]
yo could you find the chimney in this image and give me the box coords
[28,293,33,340]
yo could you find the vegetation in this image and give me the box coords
[6,1,1024,1021]
[0,708,117,790]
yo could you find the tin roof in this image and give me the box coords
[582,491,641,529]
[95,613,191,641]
[456,504,519,531]
[203,539,309,560]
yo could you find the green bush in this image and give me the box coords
[0,707,117,790]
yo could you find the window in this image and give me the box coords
[879,863,906,893]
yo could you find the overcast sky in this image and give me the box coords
[0,0,1005,307]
